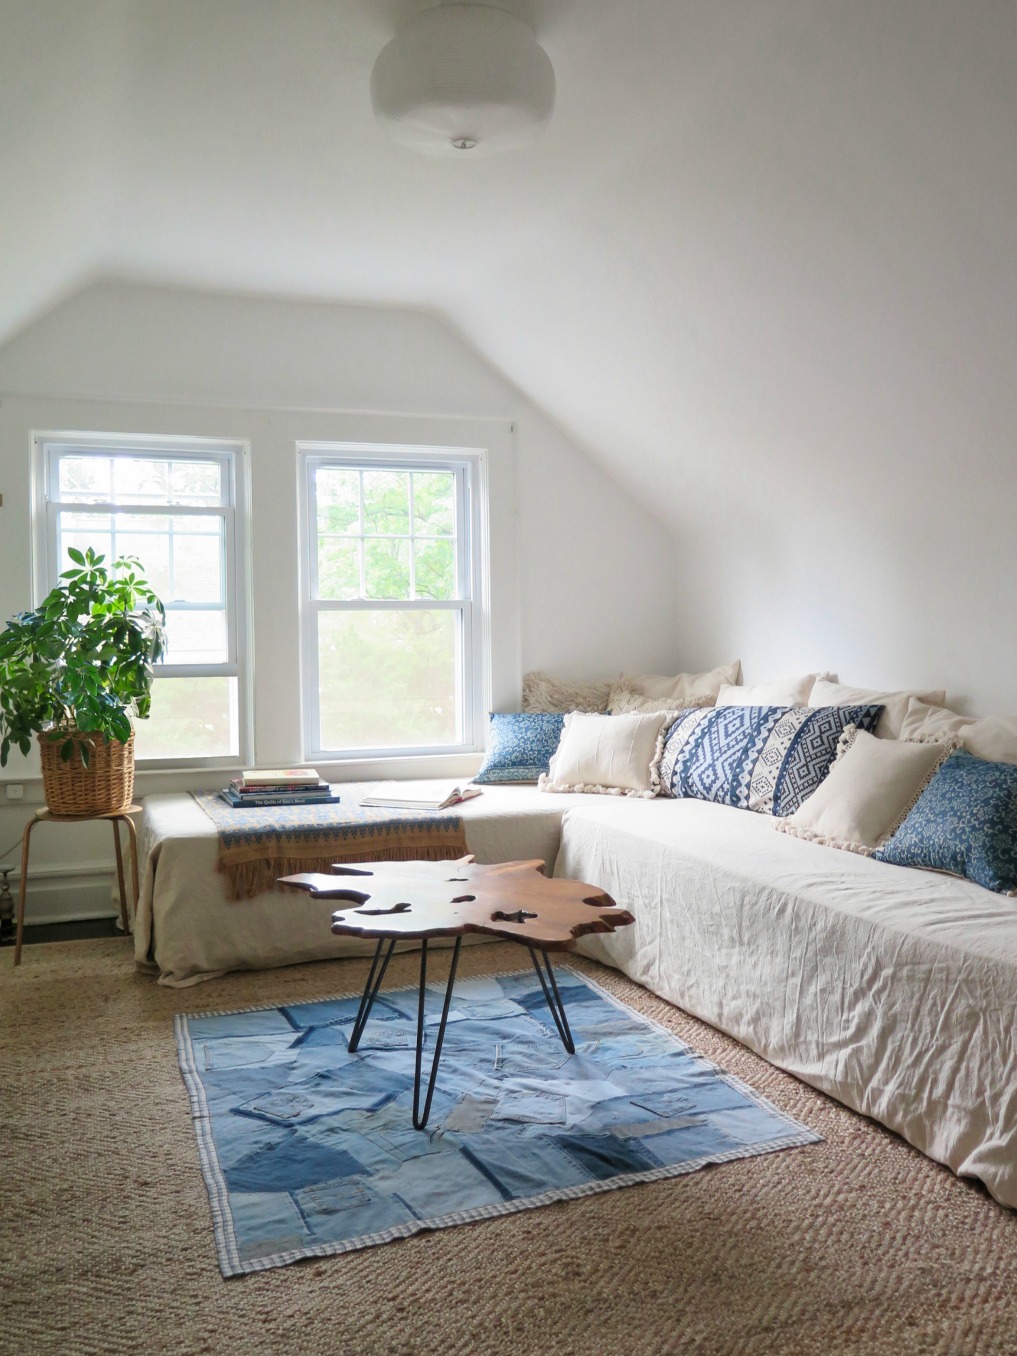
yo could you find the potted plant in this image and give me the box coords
[0,547,167,815]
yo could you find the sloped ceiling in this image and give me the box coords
[2,0,1016,533]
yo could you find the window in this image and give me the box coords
[300,445,487,759]
[36,434,250,765]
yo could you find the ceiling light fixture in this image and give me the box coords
[370,3,555,158]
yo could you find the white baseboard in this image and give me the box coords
[4,863,120,927]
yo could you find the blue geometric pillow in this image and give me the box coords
[873,750,1017,895]
[659,704,884,815]
[475,712,566,784]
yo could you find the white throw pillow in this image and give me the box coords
[618,660,741,704]
[716,673,831,707]
[776,729,952,854]
[539,711,672,798]
[808,678,947,740]
[900,698,1017,765]
[608,688,713,716]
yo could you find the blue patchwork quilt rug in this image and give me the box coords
[175,967,820,1276]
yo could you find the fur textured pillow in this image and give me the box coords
[521,671,612,714]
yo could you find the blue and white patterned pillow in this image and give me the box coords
[475,712,566,784]
[659,704,884,815]
[873,750,1017,895]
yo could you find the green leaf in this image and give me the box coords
[0,546,166,752]
[67,547,85,565]
[79,740,91,769]
[60,738,74,762]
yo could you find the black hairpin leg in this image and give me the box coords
[412,936,462,1131]
[347,937,397,1053]
[528,947,575,1054]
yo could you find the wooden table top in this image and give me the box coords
[278,856,634,953]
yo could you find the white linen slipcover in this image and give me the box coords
[135,785,588,986]
[559,796,1017,1210]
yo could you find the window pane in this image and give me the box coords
[133,675,239,760]
[169,518,224,604]
[57,511,113,570]
[317,610,458,750]
[364,538,410,600]
[113,515,171,597]
[163,608,228,664]
[108,513,223,604]
[45,440,244,768]
[57,457,112,503]
[317,537,360,600]
[363,471,409,536]
[413,539,455,600]
[169,460,222,505]
[316,468,360,534]
[413,472,454,536]
[113,457,169,504]
[112,456,223,507]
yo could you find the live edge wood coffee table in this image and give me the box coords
[279,857,634,1129]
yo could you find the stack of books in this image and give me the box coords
[218,769,340,809]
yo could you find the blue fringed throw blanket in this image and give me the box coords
[192,792,469,900]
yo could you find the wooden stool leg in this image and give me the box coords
[111,817,129,934]
[14,816,39,967]
[123,813,140,921]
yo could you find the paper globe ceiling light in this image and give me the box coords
[370,3,556,157]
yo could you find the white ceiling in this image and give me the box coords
[2,0,1016,529]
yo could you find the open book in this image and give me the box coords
[359,781,482,811]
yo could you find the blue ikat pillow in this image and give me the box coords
[475,712,566,784]
[873,750,1017,895]
[659,704,884,815]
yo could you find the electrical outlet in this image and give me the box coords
[6,784,24,800]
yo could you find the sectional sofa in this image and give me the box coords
[135,773,1017,1212]
[131,672,1017,1214]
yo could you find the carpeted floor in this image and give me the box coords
[2,940,1015,1356]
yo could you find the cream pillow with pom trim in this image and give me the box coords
[776,728,952,855]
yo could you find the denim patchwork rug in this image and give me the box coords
[175,967,820,1277]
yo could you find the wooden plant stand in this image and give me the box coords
[14,805,141,966]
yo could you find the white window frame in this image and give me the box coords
[32,431,253,770]
[298,442,489,763]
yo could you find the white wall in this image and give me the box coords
[664,368,1017,716]
[0,0,123,341]
[0,280,679,922]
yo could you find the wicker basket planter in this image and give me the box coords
[39,729,135,817]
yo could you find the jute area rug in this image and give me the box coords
[3,940,1016,1356]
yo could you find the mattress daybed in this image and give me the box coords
[562,795,1017,1211]
[134,784,590,987]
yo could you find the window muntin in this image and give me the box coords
[39,437,248,765]
[302,448,484,760]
